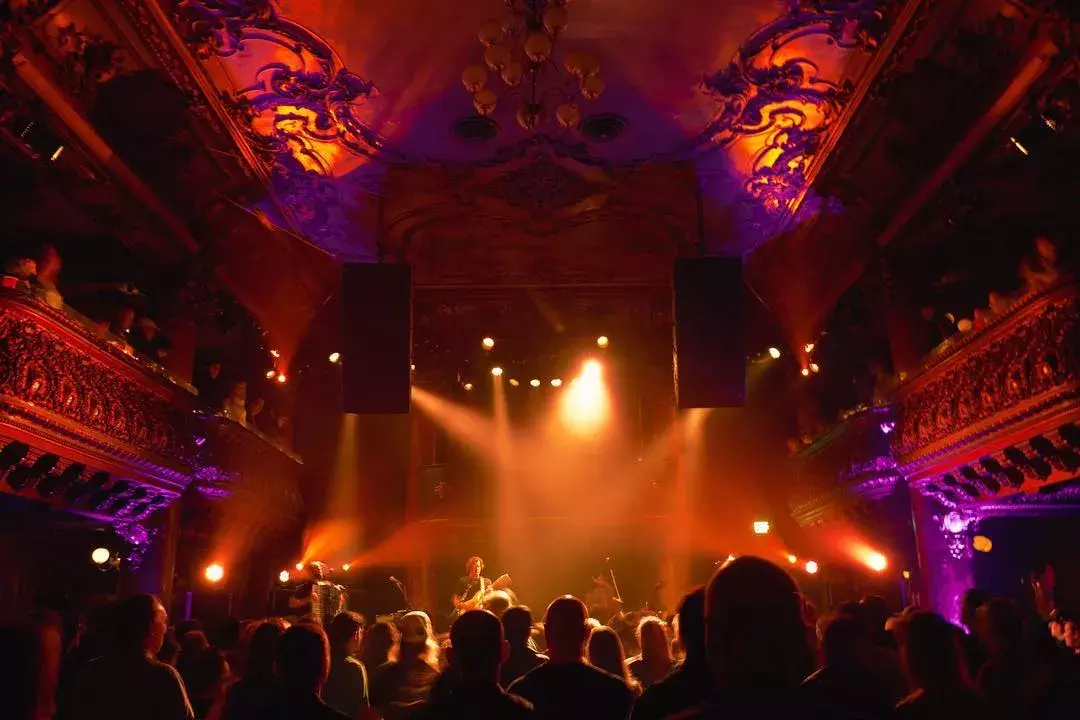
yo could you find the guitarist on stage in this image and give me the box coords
[452,555,491,616]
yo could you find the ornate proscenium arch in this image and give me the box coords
[698,0,891,215]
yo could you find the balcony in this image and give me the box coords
[894,281,1080,508]
[0,287,301,527]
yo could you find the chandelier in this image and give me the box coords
[461,0,606,131]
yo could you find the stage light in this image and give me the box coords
[866,552,888,573]
[278,570,290,583]
[342,563,351,571]
[902,569,912,580]
[768,347,781,359]
[805,560,819,574]
[204,563,225,583]
[800,368,810,377]
[560,360,609,435]
[753,520,770,535]
[509,378,519,387]
[530,379,541,387]
[596,335,609,348]
[491,366,503,377]
[787,553,798,564]
[270,349,280,358]
[91,547,111,565]
[295,562,304,571]
[276,373,287,384]
[809,363,820,373]
[943,512,965,534]
[464,383,474,391]
[328,352,341,364]
[973,535,993,553]
[803,343,815,353]
[410,364,416,371]
[551,378,563,387]
[265,369,276,379]
[482,337,495,350]
[1010,136,1029,155]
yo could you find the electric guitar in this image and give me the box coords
[455,573,512,614]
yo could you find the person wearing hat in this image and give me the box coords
[369,611,440,718]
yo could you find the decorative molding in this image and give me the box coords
[698,0,892,214]
[479,154,608,213]
[895,283,1080,466]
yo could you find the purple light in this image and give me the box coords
[879,421,896,434]
[944,512,966,534]
[194,436,207,447]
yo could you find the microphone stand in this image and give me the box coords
[390,576,410,611]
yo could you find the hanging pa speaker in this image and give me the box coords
[673,257,745,409]
[341,263,412,414]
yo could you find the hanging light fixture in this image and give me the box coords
[461,0,604,132]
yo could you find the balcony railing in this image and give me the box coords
[894,281,1080,506]
[0,287,301,527]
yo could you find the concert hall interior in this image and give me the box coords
[3,1,1080,716]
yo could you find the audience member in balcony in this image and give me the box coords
[131,316,170,362]
[894,611,986,719]
[1019,236,1061,294]
[196,361,227,410]
[70,593,194,720]
[222,381,248,426]
[109,306,136,339]
[248,397,271,435]
[35,244,63,309]
[3,255,37,290]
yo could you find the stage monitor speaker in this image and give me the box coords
[673,257,745,409]
[341,263,412,414]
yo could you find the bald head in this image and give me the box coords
[706,556,806,685]
[545,595,589,662]
[450,610,506,680]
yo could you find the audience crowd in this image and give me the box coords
[4,556,1080,720]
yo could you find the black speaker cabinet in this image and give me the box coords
[341,263,412,414]
[672,257,745,409]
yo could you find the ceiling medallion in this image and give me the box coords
[580,113,627,143]
[452,116,500,143]
[461,0,605,132]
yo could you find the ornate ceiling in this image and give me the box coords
[168,0,898,259]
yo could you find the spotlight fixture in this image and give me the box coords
[328,352,341,364]
[342,563,351,571]
[204,563,225,583]
[491,366,504,377]
[530,379,541,387]
[804,560,819,575]
[866,552,888,573]
[768,347,781,359]
[464,382,474,391]
[1010,136,1029,155]
[800,368,810,377]
[276,373,287,384]
[973,535,993,553]
[902,569,912,580]
[803,343,815,353]
[91,547,112,565]
[270,349,281,358]
[787,553,798,564]
[295,562,304,571]
[278,570,290,584]
[752,520,770,535]
[482,337,495,350]
[596,335,610,348]
[265,369,276,379]
[509,378,519,387]
[809,362,820,373]
[551,378,563,387]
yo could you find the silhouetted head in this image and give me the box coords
[502,606,534,649]
[819,614,868,670]
[978,598,1024,657]
[638,617,671,664]
[545,595,589,662]
[705,556,806,686]
[275,624,330,695]
[113,594,167,654]
[902,611,969,691]
[246,620,286,680]
[961,588,989,631]
[587,626,630,681]
[677,587,706,662]
[859,595,890,634]
[449,610,506,680]
[327,612,364,659]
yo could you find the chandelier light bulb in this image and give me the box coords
[524,32,552,63]
[501,61,524,87]
[483,43,511,71]
[477,20,503,47]
[462,64,488,93]
[543,6,568,35]
[556,102,582,129]
[581,73,606,101]
[473,88,498,116]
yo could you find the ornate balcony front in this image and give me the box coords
[0,288,302,531]
[895,281,1080,509]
